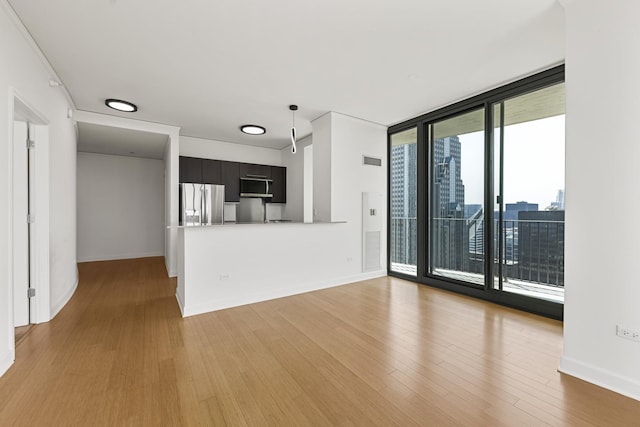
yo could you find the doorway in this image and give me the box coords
[11,93,50,347]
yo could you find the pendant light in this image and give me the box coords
[289,104,298,154]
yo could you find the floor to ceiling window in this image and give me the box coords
[428,108,485,285]
[388,66,565,319]
[390,127,417,276]
[492,83,565,303]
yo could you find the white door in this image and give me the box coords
[13,120,30,327]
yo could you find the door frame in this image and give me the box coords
[8,88,51,350]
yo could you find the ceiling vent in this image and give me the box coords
[363,155,382,167]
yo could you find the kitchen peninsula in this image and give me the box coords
[173,115,388,318]
[175,220,364,317]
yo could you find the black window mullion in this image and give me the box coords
[484,102,494,291]
[416,123,427,279]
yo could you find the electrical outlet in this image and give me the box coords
[219,273,230,281]
[616,325,640,342]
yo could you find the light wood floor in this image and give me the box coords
[13,325,33,346]
[1,257,639,426]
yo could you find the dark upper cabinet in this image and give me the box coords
[179,157,283,204]
[202,159,222,184]
[179,156,202,183]
[239,163,271,179]
[270,166,287,204]
[221,161,240,202]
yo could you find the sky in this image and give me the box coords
[460,115,565,208]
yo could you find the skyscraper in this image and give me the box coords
[432,136,467,270]
[433,136,465,216]
[390,143,417,265]
[518,210,565,286]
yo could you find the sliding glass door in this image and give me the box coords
[388,66,565,318]
[492,83,565,303]
[428,108,485,286]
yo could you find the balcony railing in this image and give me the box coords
[390,217,417,269]
[390,216,565,289]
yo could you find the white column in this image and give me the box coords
[559,0,640,400]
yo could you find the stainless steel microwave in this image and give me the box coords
[240,176,273,198]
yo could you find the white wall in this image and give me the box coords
[281,135,312,221]
[559,0,640,401]
[0,1,77,376]
[312,112,388,272]
[180,135,282,165]
[312,114,333,222]
[179,222,381,316]
[77,152,165,262]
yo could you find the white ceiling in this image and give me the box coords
[77,122,168,159]
[8,0,565,151]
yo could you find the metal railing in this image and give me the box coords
[390,216,565,287]
[390,217,418,267]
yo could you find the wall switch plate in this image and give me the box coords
[616,325,640,342]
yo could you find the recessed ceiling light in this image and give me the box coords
[240,125,266,135]
[105,98,138,112]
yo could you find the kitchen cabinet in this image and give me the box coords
[221,161,240,202]
[179,156,202,183]
[270,166,286,203]
[202,159,221,184]
[239,163,271,179]
[179,157,285,204]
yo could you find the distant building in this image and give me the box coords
[466,203,484,260]
[432,136,466,271]
[517,210,565,286]
[504,202,538,221]
[490,201,539,264]
[547,189,565,210]
[464,204,482,219]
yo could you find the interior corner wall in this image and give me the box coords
[560,0,640,400]
[77,152,165,262]
[311,113,332,222]
[311,112,388,271]
[0,1,77,376]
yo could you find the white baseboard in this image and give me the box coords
[175,291,185,317]
[166,260,177,278]
[559,356,640,401]
[50,272,79,319]
[0,349,14,378]
[77,251,164,263]
[182,270,387,318]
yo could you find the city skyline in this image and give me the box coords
[459,114,565,208]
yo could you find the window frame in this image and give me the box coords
[387,65,565,320]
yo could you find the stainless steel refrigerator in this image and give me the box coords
[180,183,224,225]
